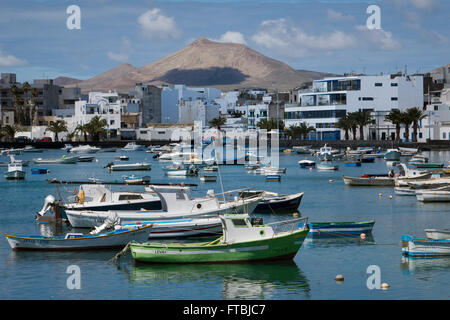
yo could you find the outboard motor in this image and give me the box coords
[37,195,56,217]
[90,211,121,234]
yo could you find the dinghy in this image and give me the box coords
[307,220,375,237]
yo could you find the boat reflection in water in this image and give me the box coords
[304,234,375,248]
[400,256,450,275]
[127,261,310,299]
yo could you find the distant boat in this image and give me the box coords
[122,142,146,151]
[307,220,375,237]
[317,162,339,171]
[115,155,129,161]
[101,148,116,153]
[22,145,43,153]
[401,235,450,257]
[122,175,151,184]
[0,160,29,167]
[238,190,304,213]
[33,156,79,164]
[384,149,401,161]
[105,162,151,171]
[394,186,416,196]
[200,175,217,182]
[77,156,95,162]
[412,162,444,169]
[298,160,316,168]
[204,165,218,172]
[69,145,100,154]
[31,168,50,174]
[399,147,418,156]
[293,146,312,154]
[265,173,281,181]
[343,175,395,186]
[344,159,361,167]
[5,224,153,251]
[361,154,376,163]
[4,156,26,180]
[425,229,450,240]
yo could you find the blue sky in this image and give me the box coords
[0,0,449,83]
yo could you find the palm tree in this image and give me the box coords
[406,107,427,142]
[22,82,31,125]
[297,122,315,140]
[1,125,20,141]
[347,112,359,140]
[66,130,77,142]
[31,88,39,126]
[385,109,403,141]
[209,117,226,131]
[75,124,89,142]
[334,115,352,140]
[45,120,68,142]
[400,111,413,142]
[85,116,107,142]
[257,119,285,131]
[354,110,375,140]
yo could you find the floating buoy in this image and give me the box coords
[389,195,393,199]
[309,167,313,171]
[378,193,383,197]
[335,274,344,281]
[381,283,390,290]
[293,212,299,217]
[329,179,333,183]
[360,233,366,239]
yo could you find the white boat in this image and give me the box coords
[37,185,162,218]
[317,144,339,161]
[122,142,146,151]
[316,162,339,171]
[399,147,418,156]
[122,175,151,184]
[65,186,262,228]
[407,178,450,190]
[22,145,43,153]
[343,175,395,186]
[408,154,428,164]
[425,229,450,240]
[33,156,79,164]
[69,145,100,154]
[4,156,26,180]
[163,164,198,176]
[105,162,151,171]
[0,160,29,167]
[416,186,450,202]
[401,234,450,257]
[293,146,312,154]
[384,149,401,161]
[265,173,281,181]
[115,155,129,161]
[394,186,416,196]
[62,144,73,151]
[158,151,198,161]
[5,221,153,251]
[200,175,217,182]
[299,160,316,168]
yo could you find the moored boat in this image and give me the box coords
[69,145,100,154]
[401,235,450,257]
[105,162,151,171]
[299,159,316,168]
[384,149,401,161]
[425,229,450,240]
[316,162,339,171]
[343,175,395,186]
[122,142,146,151]
[416,186,450,202]
[4,156,26,180]
[130,213,309,263]
[238,190,304,213]
[200,175,217,182]
[307,220,375,237]
[33,156,79,164]
[412,162,444,169]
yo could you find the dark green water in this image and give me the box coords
[0,148,449,299]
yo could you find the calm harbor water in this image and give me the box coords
[0,148,449,300]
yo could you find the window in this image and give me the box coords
[110,120,115,125]
[391,83,398,87]
[118,195,143,201]
[434,105,438,111]
[419,133,423,139]
[375,83,383,87]
[231,219,248,227]
[362,97,374,101]
[391,97,398,101]
[444,132,447,139]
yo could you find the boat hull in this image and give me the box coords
[254,193,303,213]
[4,170,26,180]
[33,157,78,164]
[131,229,308,263]
[401,235,450,257]
[307,220,375,237]
[343,175,395,186]
[5,225,152,251]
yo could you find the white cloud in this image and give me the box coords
[0,50,26,67]
[251,19,356,57]
[410,0,439,9]
[355,25,402,50]
[327,9,354,21]
[138,8,181,40]
[107,38,134,63]
[213,31,247,45]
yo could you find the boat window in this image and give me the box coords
[231,219,248,227]
[118,194,143,200]
[176,190,186,200]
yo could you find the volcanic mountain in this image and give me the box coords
[68,38,335,92]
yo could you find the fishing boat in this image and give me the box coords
[4,156,26,180]
[33,156,79,164]
[384,149,401,161]
[129,213,309,263]
[401,235,450,257]
[316,144,339,161]
[22,145,43,153]
[65,186,262,228]
[200,175,217,182]
[416,186,450,202]
[5,223,153,251]
[122,142,146,151]
[122,175,151,184]
[238,190,304,213]
[105,162,151,171]
[425,229,450,240]
[298,160,316,168]
[316,162,339,171]
[124,217,222,238]
[36,184,162,218]
[69,145,100,154]
[31,168,50,174]
[343,175,395,186]
[307,220,375,237]
[77,156,95,162]
[412,162,444,169]
[265,173,281,181]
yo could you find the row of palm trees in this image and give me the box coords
[209,107,427,142]
[45,116,109,142]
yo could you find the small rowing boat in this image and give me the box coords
[343,175,395,186]
[307,220,375,237]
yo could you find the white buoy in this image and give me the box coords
[381,283,390,290]
[329,179,333,183]
[389,195,393,199]
[360,233,366,239]
[335,274,344,281]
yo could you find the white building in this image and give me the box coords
[285,74,424,140]
[74,91,121,139]
[215,91,239,115]
[160,85,222,123]
[178,98,220,127]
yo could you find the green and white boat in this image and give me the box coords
[131,214,309,264]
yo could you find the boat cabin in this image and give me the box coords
[220,214,274,243]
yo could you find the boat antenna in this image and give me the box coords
[214,147,226,202]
